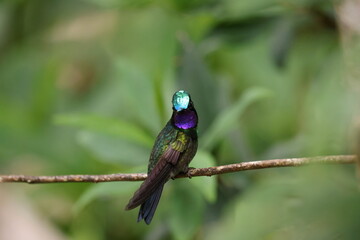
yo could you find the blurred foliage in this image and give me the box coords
[0,0,359,240]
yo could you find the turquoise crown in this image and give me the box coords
[172,90,190,111]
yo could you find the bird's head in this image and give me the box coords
[172,90,192,112]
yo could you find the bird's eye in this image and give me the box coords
[172,90,190,111]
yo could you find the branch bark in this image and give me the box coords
[0,155,356,184]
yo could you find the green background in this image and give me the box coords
[0,0,359,239]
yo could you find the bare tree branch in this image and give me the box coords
[0,155,357,184]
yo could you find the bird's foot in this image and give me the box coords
[185,167,195,179]
[170,172,176,180]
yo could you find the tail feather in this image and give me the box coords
[125,146,181,224]
[137,184,164,224]
[125,156,174,210]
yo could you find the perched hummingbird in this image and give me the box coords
[125,90,198,224]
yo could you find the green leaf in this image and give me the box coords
[74,181,138,214]
[55,114,153,148]
[189,150,217,203]
[114,59,162,135]
[206,166,360,240]
[201,87,272,150]
[77,131,150,165]
[30,58,59,127]
[168,181,205,240]
[82,0,151,8]
[217,0,278,20]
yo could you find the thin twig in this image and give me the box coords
[0,155,356,184]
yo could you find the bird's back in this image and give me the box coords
[148,121,178,173]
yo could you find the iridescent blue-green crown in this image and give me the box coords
[172,90,190,111]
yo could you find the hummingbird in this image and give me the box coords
[125,90,198,224]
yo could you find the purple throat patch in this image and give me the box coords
[174,110,197,129]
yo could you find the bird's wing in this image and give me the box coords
[125,137,187,210]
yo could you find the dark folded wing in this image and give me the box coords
[125,144,182,210]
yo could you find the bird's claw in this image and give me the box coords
[185,167,195,179]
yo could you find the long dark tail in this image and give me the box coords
[125,152,176,211]
[137,184,164,224]
[125,148,179,223]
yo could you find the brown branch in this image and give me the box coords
[0,155,357,184]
